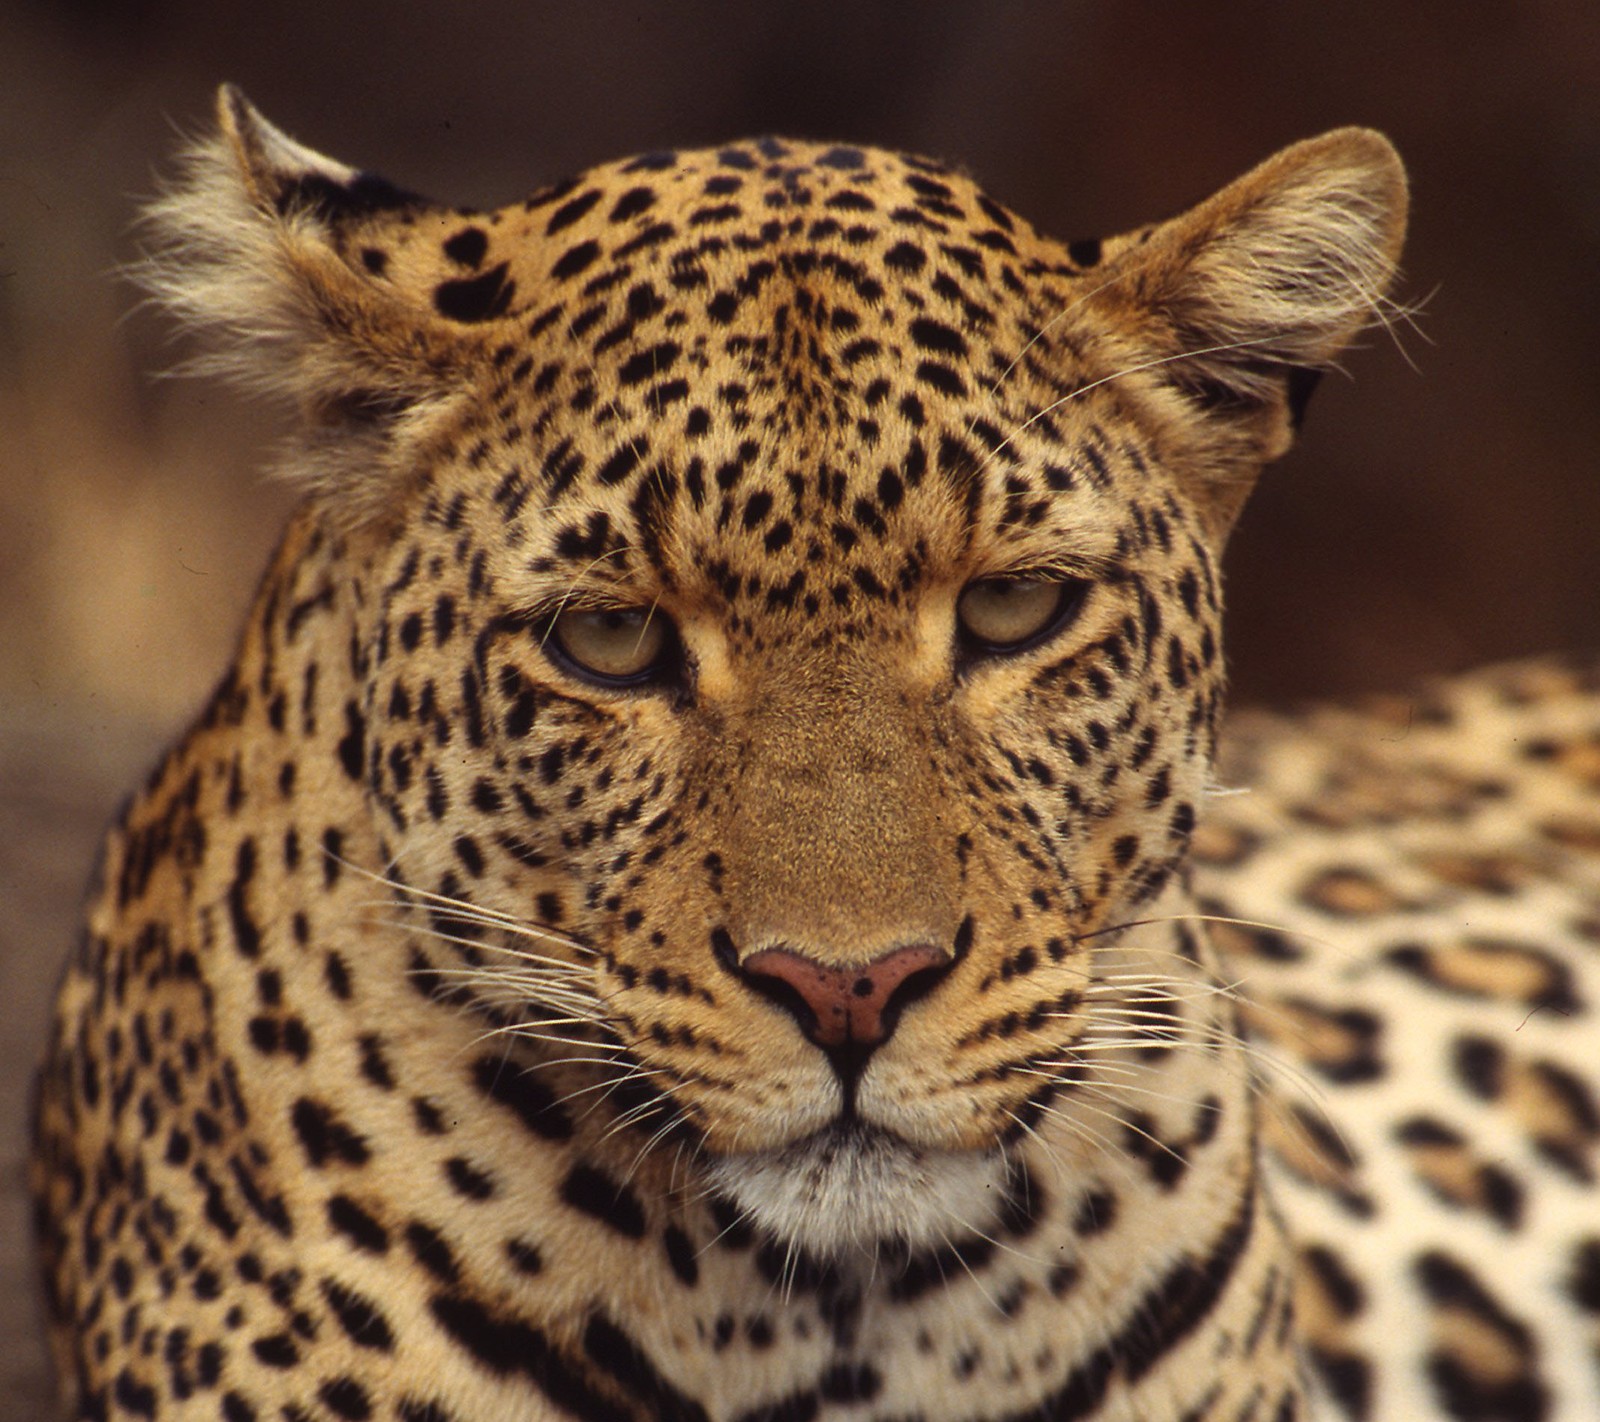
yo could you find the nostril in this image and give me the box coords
[738,942,951,1049]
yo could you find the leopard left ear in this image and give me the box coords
[1087,129,1408,538]
[139,85,491,528]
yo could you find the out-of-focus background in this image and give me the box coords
[2,3,1596,1411]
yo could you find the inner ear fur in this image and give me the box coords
[138,85,488,527]
[1087,128,1409,538]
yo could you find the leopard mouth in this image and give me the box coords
[706,1120,1009,1259]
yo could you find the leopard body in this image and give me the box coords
[31,89,1600,1422]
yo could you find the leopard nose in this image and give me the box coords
[738,943,952,1049]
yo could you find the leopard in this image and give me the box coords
[30,85,1600,1422]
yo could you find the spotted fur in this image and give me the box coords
[30,86,1598,1422]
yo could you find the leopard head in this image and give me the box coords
[149,87,1405,1256]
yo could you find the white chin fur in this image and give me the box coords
[708,1125,1008,1258]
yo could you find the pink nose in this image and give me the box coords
[740,943,949,1047]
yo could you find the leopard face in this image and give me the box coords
[351,165,1240,1256]
[227,108,1390,1259]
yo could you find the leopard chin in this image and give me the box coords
[707,1121,1010,1259]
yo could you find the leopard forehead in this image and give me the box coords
[348,135,1079,331]
[354,138,1178,646]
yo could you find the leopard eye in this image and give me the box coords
[547,606,673,685]
[956,577,1087,655]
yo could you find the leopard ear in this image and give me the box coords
[1087,128,1408,537]
[139,85,489,525]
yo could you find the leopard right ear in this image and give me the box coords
[1082,128,1408,541]
[139,85,493,525]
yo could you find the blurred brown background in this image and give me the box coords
[2,3,1596,1413]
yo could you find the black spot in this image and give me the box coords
[742,490,773,529]
[609,187,657,223]
[1073,1189,1118,1236]
[225,838,262,959]
[290,1098,369,1168]
[471,1055,574,1140]
[915,360,966,395]
[427,1293,632,1422]
[1416,1252,1546,1421]
[890,1237,998,1303]
[113,1369,156,1417]
[909,317,966,357]
[1308,1348,1371,1420]
[196,1342,223,1386]
[552,240,602,280]
[583,1314,711,1422]
[1302,1244,1365,1319]
[852,567,886,599]
[1415,1251,1529,1338]
[506,1237,545,1275]
[337,702,365,781]
[663,1226,699,1286]
[1569,1239,1600,1313]
[731,1392,820,1422]
[357,1035,395,1091]
[427,1292,524,1373]
[320,1278,395,1351]
[452,835,484,878]
[554,509,613,561]
[624,150,679,172]
[882,241,926,274]
[1048,1263,1080,1298]
[318,1377,373,1420]
[1479,1165,1526,1230]
[876,468,904,510]
[325,951,352,1000]
[445,1155,496,1201]
[434,264,516,323]
[326,1194,389,1254]
[251,1332,299,1368]
[1067,237,1103,268]
[411,1096,447,1135]
[561,1163,646,1238]
[618,342,681,386]
[596,440,646,486]
[819,1362,881,1403]
[442,227,488,268]
[433,594,456,646]
[405,1222,460,1285]
[817,146,866,169]
[825,188,874,211]
[546,189,602,234]
[1454,1035,1505,1099]
[1397,1116,1465,1149]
